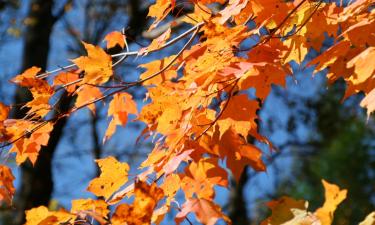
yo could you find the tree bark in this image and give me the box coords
[228,166,251,225]
[12,1,65,224]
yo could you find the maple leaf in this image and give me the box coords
[0,165,15,205]
[72,42,113,85]
[359,212,375,225]
[75,85,103,113]
[216,128,266,181]
[175,198,231,225]
[139,28,171,55]
[7,121,54,165]
[71,199,109,224]
[239,64,289,100]
[25,206,74,225]
[315,179,347,225]
[147,0,175,31]
[347,47,375,85]
[11,66,42,87]
[0,103,9,141]
[218,0,249,24]
[87,156,129,200]
[360,88,375,116]
[104,31,125,49]
[53,70,81,93]
[262,198,322,225]
[104,92,137,142]
[181,158,228,200]
[217,94,259,138]
[160,173,180,204]
[111,181,164,225]
[12,67,54,118]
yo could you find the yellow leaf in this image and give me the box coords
[87,156,129,200]
[315,180,347,225]
[359,212,375,225]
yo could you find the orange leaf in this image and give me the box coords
[218,128,265,181]
[217,94,259,138]
[181,158,228,200]
[0,102,9,122]
[347,47,375,85]
[75,85,103,113]
[104,92,137,142]
[139,28,171,55]
[0,165,15,205]
[25,206,74,225]
[8,121,54,165]
[111,181,164,225]
[71,198,109,223]
[72,42,113,85]
[175,198,231,225]
[104,31,125,49]
[0,103,9,142]
[87,156,129,200]
[53,70,80,93]
[147,0,175,31]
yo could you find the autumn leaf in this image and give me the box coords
[139,28,171,55]
[359,212,375,225]
[218,0,249,24]
[180,158,228,200]
[175,198,231,225]
[72,42,113,85]
[111,181,164,225]
[260,196,309,225]
[104,31,125,49]
[360,88,375,116]
[217,94,259,138]
[0,165,15,205]
[25,206,74,225]
[104,92,137,142]
[147,0,175,31]
[11,66,41,87]
[87,156,129,200]
[315,179,347,225]
[75,85,103,113]
[347,47,375,85]
[71,198,109,224]
[8,121,54,165]
[217,128,266,181]
[53,70,81,93]
[0,103,9,141]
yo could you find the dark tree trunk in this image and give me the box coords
[12,1,67,224]
[228,166,251,225]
